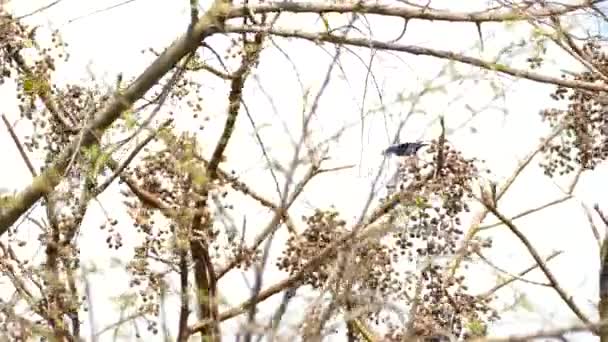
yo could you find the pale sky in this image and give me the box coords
[1,0,607,341]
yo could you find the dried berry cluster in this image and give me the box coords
[540,40,608,175]
[280,208,394,292]
[278,208,397,340]
[0,12,106,248]
[279,209,351,288]
[0,12,30,83]
[382,142,496,339]
[277,141,496,340]
[390,142,479,261]
[130,135,202,211]
[123,243,164,335]
[404,269,497,340]
[0,13,70,157]
[120,133,218,325]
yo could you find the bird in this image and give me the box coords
[383,141,427,157]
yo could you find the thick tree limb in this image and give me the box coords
[0,0,230,235]
[228,1,599,23]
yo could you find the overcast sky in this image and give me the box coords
[2,0,608,340]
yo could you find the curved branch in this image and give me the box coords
[483,199,594,330]
[228,1,597,23]
[0,0,230,235]
[223,25,608,92]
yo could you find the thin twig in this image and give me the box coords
[582,203,602,249]
[482,196,593,329]
[2,114,37,177]
[448,124,565,278]
[216,162,319,279]
[478,250,563,295]
[478,195,572,231]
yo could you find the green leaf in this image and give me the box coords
[490,63,508,72]
[421,79,434,90]
[320,13,330,32]
[504,20,516,30]
[111,292,138,310]
[518,293,535,312]
[157,127,175,145]
[22,78,35,93]
[22,76,50,95]
[466,319,486,336]
[83,144,100,162]
[93,150,111,176]
[123,110,137,129]
[191,167,207,187]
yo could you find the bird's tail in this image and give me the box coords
[383,146,397,155]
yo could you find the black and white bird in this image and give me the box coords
[383,141,428,157]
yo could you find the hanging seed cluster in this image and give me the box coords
[0,13,67,85]
[1,8,245,337]
[121,133,217,324]
[279,209,394,292]
[402,270,497,340]
[389,142,481,263]
[0,13,70,158]
[540,40,608,175]
[128,134,206,218]
[1,11,108,244]
[382,141,496,340]
[277,141,496,340]
[0,11,96,338]
[0,13,27,83]
[0,5,511,340]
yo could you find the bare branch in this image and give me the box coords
[2,114,37,177]
[225,25,608,92]
[227,1,597,23]
[472,320,608,342]
[477,250,563,293]
[481,194,593,329]
[0,0,230,234]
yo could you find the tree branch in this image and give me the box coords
[227,1,596,23]
[223,25,608,92]
[482,196,594,330]
[0,0,230,235]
